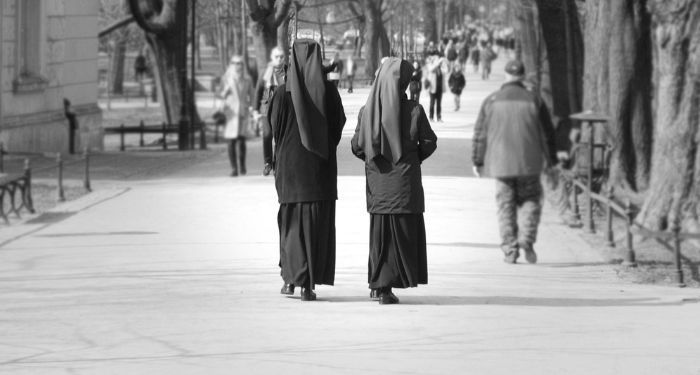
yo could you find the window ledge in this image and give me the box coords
[13,75,49,93]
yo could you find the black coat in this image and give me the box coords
[351,98,437,214]
[269,82,346,203]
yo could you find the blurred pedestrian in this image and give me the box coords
[326,52,344,88]
[346,54,357,93]
[219,55,254,176]
[448,64,466,111]
[351,58,437,305]
[268,39,346,301]
[480,42,497,80]
[471,60,558,264]
[426,55,445,122]
[254,47,286,176]
[409,60,422,102]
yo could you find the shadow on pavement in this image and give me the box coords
[398,296,689,307]
[318,295,692,306]
[429,242,501,249]
[34,231,158,238]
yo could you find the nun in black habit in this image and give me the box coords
[351,58,438,305]
[267,39,346,301]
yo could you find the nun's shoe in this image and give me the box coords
[300,288,316,301]
[230,169,239,177]
[280,283,295,295]
[262,163,273,176]
[378,288,399,305]
[369,288,380,300]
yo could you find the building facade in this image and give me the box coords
[1,0,102,154]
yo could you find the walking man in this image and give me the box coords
[471,60,558,264]
[253,47,286,176]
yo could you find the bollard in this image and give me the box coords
[214,122,219,143]
[139,120,145,147]
[23,159,35,213]
[586,121,595,233]
[672,221,685,287]
[622,199,637,267]
[57,153,65,202]
[120,124,125,152]
[83,147,92,192]
[0,142,4,174]
[199,121,207,150]
[162,122,168,150]
[572,182,581,224]
[605,186,615,248]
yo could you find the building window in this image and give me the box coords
[13,0,46,92]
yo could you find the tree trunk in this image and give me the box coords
[638,0,700,231]
[362,0,390,79]
[582,0,653,193]
[423,0,438,44]
[514,0,547,92]
[128,0,197,149]
[246,0,291,77]
[109,37,127,95]
[436,0,445,41]
[537,0,584,150]
[277,12,291,59]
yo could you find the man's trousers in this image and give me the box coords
[495,175,543,254]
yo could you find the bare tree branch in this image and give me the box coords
[297,15,361,25]
[126,0,169,35]
[99,16,135,38]
[274,0,293,26]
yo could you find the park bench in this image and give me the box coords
[0,161,34,225]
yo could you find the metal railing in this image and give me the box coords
[104,120,223,151]
[564,111,696,287]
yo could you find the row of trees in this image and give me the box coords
[103,0,498,150]
[514,0,700,233]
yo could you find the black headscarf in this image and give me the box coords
[357,57,414,164]
[286,39,329,160]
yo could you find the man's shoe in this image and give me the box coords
[230,169,238,177]
[521,243,538,264]
[503,250,519,264]
[262,163,273,176]
[240,166,247,175]
[369,288,380,300]
[378,288,399,305]
[300,287,316,301]
[280,283,295,295]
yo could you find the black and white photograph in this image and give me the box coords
[1,0,699,373]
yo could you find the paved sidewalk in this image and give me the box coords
[1,57,698,374]
[0,174,699,374]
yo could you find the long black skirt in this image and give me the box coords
[368,213,427,289]
[278,201,336,288]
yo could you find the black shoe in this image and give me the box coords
[231,169,238,177]
[369,288,380,300]
[262,163,273,176]
[378,288,399,305]
[280,283,295,295]
[301,287,316,301]
[240,166,247,175]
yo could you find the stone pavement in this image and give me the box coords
[0,58,699,374]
